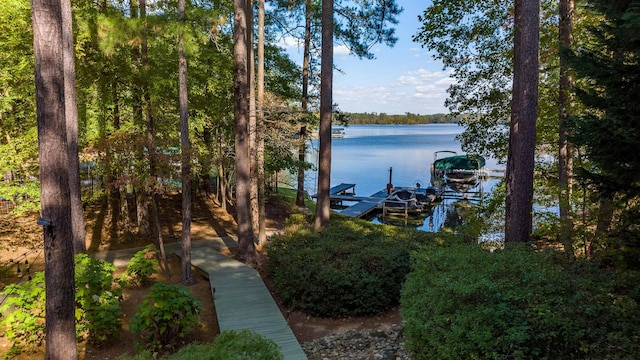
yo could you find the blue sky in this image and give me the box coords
[281,1,452,115]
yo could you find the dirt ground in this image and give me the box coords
[0,192,402,359]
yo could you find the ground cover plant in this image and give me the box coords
[124,330,282,360]
[119,245,159,287]
[0,254,122,356]
[130,282,202,351]
[401,243,640,359]
[267,214,455,317]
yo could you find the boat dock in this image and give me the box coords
[313,183,388,218]
[340,189,388,218]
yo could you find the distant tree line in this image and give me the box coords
[343,112,462,125]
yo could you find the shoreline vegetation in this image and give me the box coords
[343,112,463,125]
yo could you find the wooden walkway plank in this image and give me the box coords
[340,189,389,218]
[328,183,356,195]
[175,245,307,360]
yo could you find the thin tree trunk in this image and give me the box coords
[315,0,333,229]
[31,0,77,356]
[136,190,150,234]
[296,0,312,207]
[61,0,86,254]
[109,84,121,241]
[505,0,540,243]
[120,187,131,238]
[130,0,150,236]
[558,0,575,259]
[178,0,194,285]
[141,0,169,276]
[234,0,256,263]
[593,195,615,255]
[218,140,227,211]
[257,0,267,247]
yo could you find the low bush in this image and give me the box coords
[0,254,123,355]
[267,215,450,317]
[0,272,46,356]
[119,245,158,287]
[130,282,202,351]
[75,253,122,343]
[401,244,640,359]
[170,330,283,360]
[121,330,283,360]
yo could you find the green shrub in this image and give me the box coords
[75,253,122,343]
[401,244,640,359]
[267,215,448,317]
[119,245,158,287]
[0,272,46,356]
[0,254,123,355]
[169,330,283,360]
[130,282,202,350]
[117,330,283,360]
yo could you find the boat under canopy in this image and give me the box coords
[432,154,486,173]
[431,151,486,193]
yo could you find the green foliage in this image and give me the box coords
[0,254,124,355]
[171,330,283,360]
[74,253,123,343]
[0,178,40,214]
[568,0,640,267]
[119,245,158,287]
[0,272,46,356]
[401,244,640,359]
[267,215,454,317]
[345,112,459,125]
[570,0,640,196]
[118,330,283,360]
[130,282,202,351]
[414,0,515,159]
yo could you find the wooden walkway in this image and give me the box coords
[340,189,388,218]
[175,243,307,360]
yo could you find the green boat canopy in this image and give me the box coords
[433,155,486,171]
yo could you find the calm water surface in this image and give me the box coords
[306,124,503,232]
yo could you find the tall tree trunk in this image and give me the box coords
[234,0,256,263]
[296,0,313,208]
[109,84,121,241]
[505,0,540,243]
[217,135,227,211]
[31,0,77,356]
[61,0,86,254]
[559,0,575,259]
[315,0,333,229]
[248,0,259,236]
[257,0,267,247]
[141,0,170,275]
[178,0,194,285]
[130,0,150,236]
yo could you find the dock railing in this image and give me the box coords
[382,199,413,218]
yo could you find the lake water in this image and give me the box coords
[305,124,504,232]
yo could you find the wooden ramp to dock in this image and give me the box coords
[340,189,388,218]
[313,183,357,199]
[175,246,307,360]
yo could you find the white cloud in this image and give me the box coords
[333,68,457,114]
[334,45,350,55]
[277,36,301,49]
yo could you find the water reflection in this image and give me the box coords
[369,198,479,232]
[305,124,503,232]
